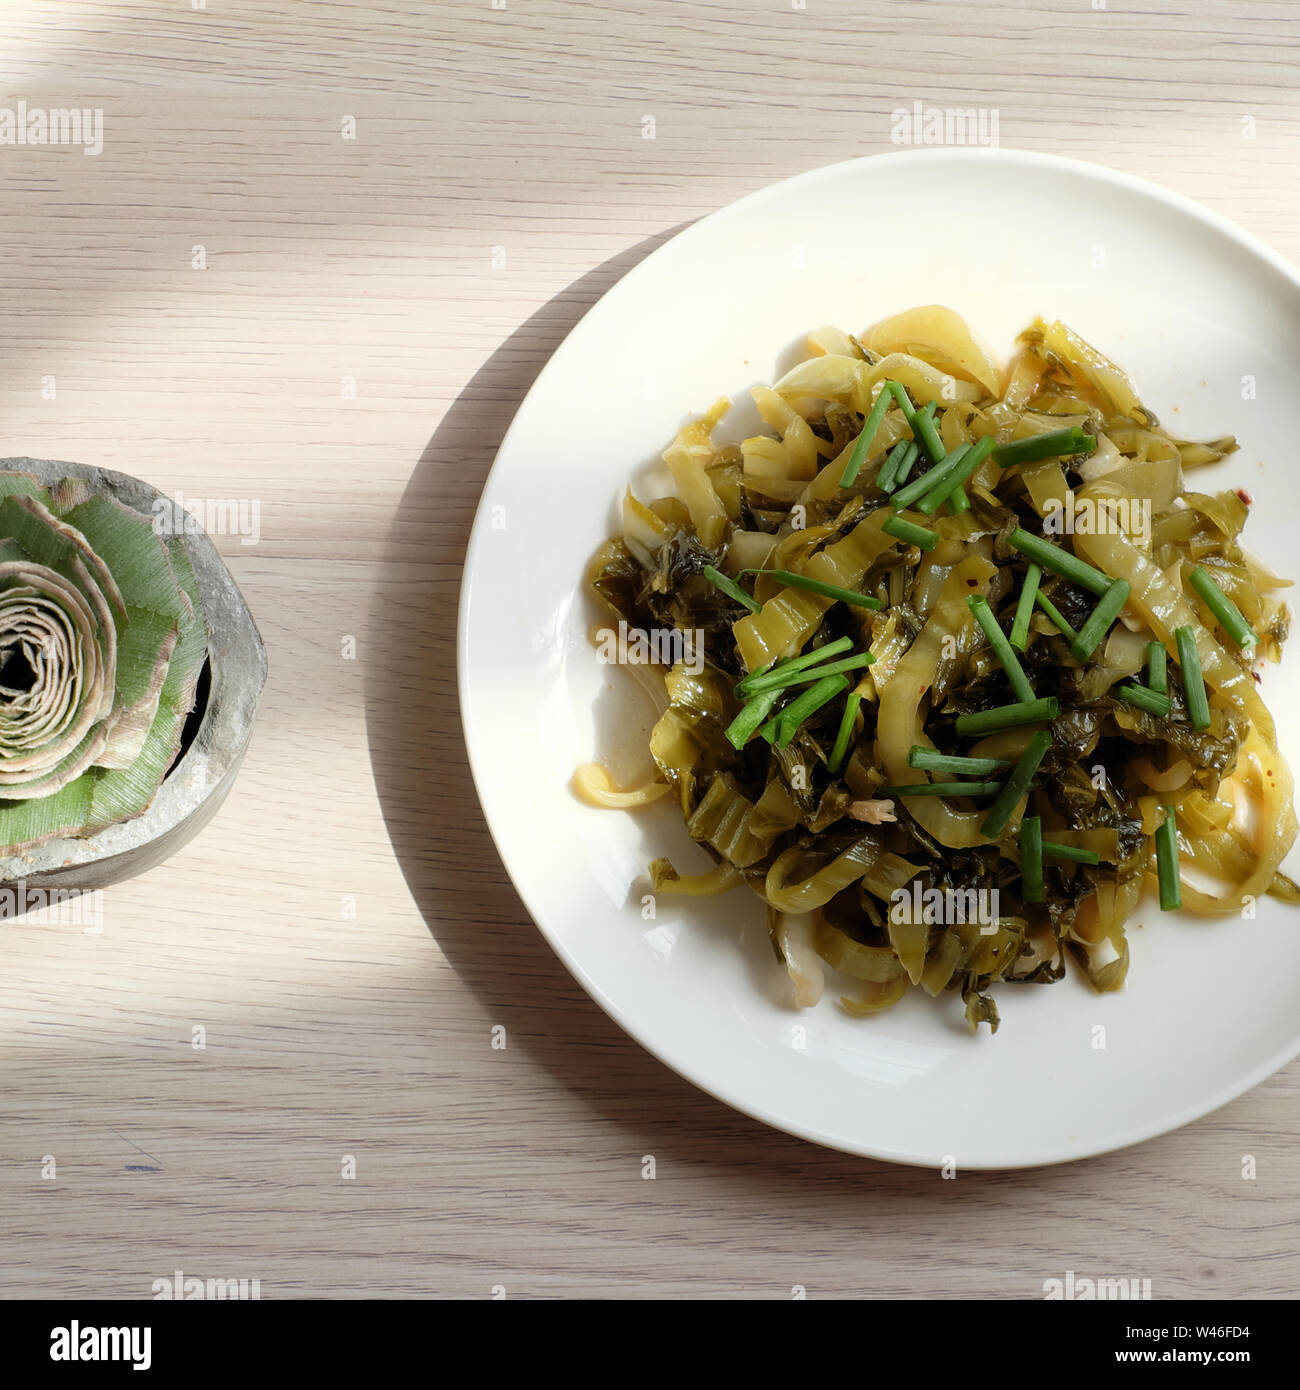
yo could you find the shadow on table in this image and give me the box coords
[364,231,1030,1195]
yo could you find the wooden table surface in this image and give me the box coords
[0,0,1297,1300]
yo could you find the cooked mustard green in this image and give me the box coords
[576,307,1297,1032]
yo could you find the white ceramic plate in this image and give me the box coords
[458,150,1300,1168]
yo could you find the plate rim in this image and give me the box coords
[457,147,1300,1168]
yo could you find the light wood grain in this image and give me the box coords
[0,0,1297,1299]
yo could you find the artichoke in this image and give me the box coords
[0,471,207,857]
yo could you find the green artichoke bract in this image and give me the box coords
[0,471,207,856]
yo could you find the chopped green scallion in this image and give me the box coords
[1070,579,1131,661]
[1033,588,1077,642]
[736,568,882,611]
[1021,815,1044,902]
[979,729,1053,838]
[1116,683,1173,718]
[827,692,862,774]
[1188,565,1258,649]
[955,697,1059,738]
[907,747,1013,776]
[1010,563,1042,652]
[723,688,781,750]
[890,444,970,512]
[881,514,940,552]
[968,594,1035,702]
[1008,528,1113,597]
[772,673,850,749]
[1156,807,1182,911]
[1041,841,1101,865]
[880,781,1004,798]
[916,436,996,515]
[734,635,853,698]
[1175,625,1211,731]
[992,426,1097,469]
[1147,640,1167,695]
[838,382,897,488]
[701,564,760,613]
